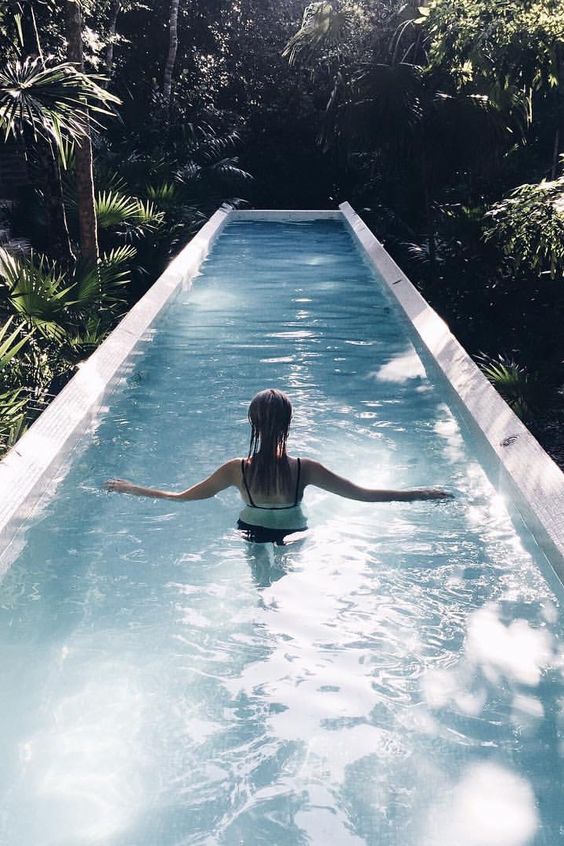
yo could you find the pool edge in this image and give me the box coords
[0,206,232,556]
[340,201,564,582]
[231,210,342,220]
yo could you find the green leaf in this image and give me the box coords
[0,317,33,368]
[95,190,139,228]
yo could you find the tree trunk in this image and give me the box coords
[105,0,121,78]
[37,141,76,262]
[65,0,99,264]
[163,0,180,108]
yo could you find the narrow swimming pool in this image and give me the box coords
[0,219,562,845]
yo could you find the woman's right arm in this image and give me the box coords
[302,459,452,502]
[105,459,239,500]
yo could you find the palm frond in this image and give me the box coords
[0,57,120,157]
[68,316,110,355]
[0,316,33,367]
[175,162,202,184]
[0,248,73,339]
[98,245,136,297]
[146,181,177,205]
[476,352,538,421]
[133,200,165,229]
[0,387,28,452]
[282,2,351,66]
[71,244,136,309]
[95,190,164,239]
[95,189,139,228]
[209,157,253,182]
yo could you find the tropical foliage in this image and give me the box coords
[476,352,541,422]
[484,177,564,278]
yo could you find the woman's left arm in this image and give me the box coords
[106,459,239,501]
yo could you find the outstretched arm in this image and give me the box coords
[302,459,452,502]
[105,459,239,501]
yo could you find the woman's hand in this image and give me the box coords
[413,487,454,500]
[105,478,135,494]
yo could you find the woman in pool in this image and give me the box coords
[106,388,452,545]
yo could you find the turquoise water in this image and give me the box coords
[0,219,562,846]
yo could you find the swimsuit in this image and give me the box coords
[237,458,307,545]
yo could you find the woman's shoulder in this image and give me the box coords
[292,456,320,469]
[288,456,323,481]
[213,458,245,481]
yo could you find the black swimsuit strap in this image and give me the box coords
[294,457,301,506]
[241,459,256,507]
[242,457,302,509]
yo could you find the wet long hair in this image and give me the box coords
[246,389,292,497]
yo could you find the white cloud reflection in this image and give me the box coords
[422,602,555,721]
[370,349,426,383]
[433,410,466,463]
[466,604,553,686]
[426,762,538,846]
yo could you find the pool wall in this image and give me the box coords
[0,205,563,581]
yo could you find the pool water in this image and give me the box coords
[0,220,562,846]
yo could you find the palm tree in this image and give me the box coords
[0,57,119,261]
[65,0,100,264]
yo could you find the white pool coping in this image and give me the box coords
[0,205,231,558]
[232,209,341,220]
[0,204,563,582]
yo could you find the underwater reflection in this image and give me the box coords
[242,532,308,589]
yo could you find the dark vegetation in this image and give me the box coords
[0,0,563,465]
